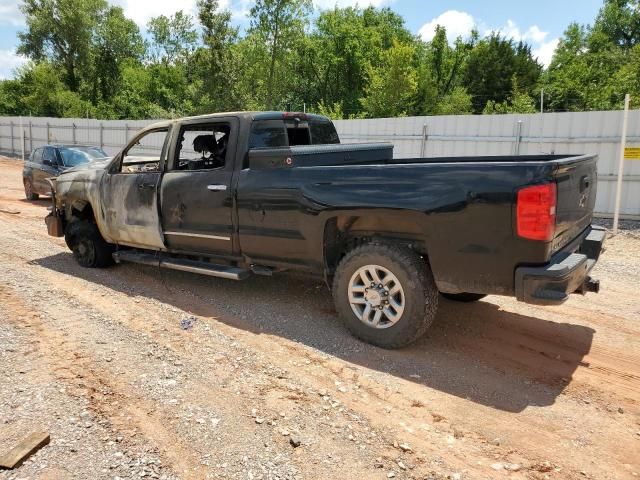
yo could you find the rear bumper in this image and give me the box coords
[515,225,606,305]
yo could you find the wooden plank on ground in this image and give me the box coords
[0,432,50,469]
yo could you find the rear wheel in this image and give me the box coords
[441,292,487,302]
[23,178,39,200]
[332,243,438,349]
[65,221,114,268]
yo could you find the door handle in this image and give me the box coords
[580,175,591,192]
[138,182,156,189]
[207,184,227,191]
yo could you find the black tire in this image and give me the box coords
[441,292,487,302]
[23,177,39,200]
[65,220,114,268]
[332,243,439,349]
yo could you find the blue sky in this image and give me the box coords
[0,0,605,80]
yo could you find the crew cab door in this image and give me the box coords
[159,118,238,256]
[100,127,170,250]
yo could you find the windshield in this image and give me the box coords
[58,147,108,167]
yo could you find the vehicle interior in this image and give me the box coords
[175,124,230,170]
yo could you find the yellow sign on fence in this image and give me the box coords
[624,146,640,159]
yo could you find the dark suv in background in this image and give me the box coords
[23,144,108,200]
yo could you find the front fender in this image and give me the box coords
[54,169,113,243]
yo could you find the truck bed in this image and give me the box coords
[248,143,586,168]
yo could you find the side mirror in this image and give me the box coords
[42,159,52,166]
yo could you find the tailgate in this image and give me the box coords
[552,155,598,252]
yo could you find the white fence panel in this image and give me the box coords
[334,110,640,218]
[1,110,639,217]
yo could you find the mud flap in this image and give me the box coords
[45,213,64,237]
[44,177,64,237]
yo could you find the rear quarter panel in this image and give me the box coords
[236,161,557,295]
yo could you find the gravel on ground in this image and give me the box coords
[0,157,638,480]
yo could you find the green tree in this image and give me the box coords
[194,0,240,112]
[415,26,475,114]
[590,0,640,49]
[0,79,26,116]
[18,0,107,91]
[13,62,92,117]
[248,0,312,109]
[435,87,473,115]
[542,8,638,112]
[147,10,198,64]
[91,6,145,102]
[301,6,414,117]
[361,41,417,118]
[483,77,537,114]
[463,33,542,113]
[315,100,345,119]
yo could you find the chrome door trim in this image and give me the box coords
[163,231,231,241]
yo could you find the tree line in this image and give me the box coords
[0,0,638,120]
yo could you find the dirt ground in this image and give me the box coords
[0,156,638,480]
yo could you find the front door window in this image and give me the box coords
[120,129,168,173]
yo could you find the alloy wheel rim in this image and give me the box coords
[348,264,405,329]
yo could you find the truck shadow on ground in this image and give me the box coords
[34,252,595,413]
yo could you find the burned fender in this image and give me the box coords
[51,161,114,243]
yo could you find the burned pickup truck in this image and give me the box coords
[46,111,605,348]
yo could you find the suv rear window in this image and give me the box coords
[249,118,340,149]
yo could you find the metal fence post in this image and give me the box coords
[125,123,129,142]
[20,117,25,161]
[10,121,14,156]
[29,120,33,153]
[46,122,50,143]
[420,124,428,157]
[72,123,76,144]
[514,120,523,155]
[613,94,631,235]
[99,122,104,149]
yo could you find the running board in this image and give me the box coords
[113,250,250,280]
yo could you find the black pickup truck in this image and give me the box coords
[46,111,605,348]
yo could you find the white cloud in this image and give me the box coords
[418,11,559,67]
[491,20,548,45]
[111,0,200,27]
[418,10,476,43]
[491,20,559,67]
[0,0,25,26]
[533,38,560,67]
[314,0,390,8]
[0,50,28,79]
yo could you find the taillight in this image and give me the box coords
[516,183,557,241]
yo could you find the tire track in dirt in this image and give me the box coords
[1,156,639,479]
[0,284,206,479]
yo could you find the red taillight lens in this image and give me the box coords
[517,183,557,241]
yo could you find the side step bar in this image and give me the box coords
[113,250,250,281]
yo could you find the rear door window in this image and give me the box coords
[310,120,340,144]
[43,147,56,164]
[31,148,43,164]
[249,120,287,149]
